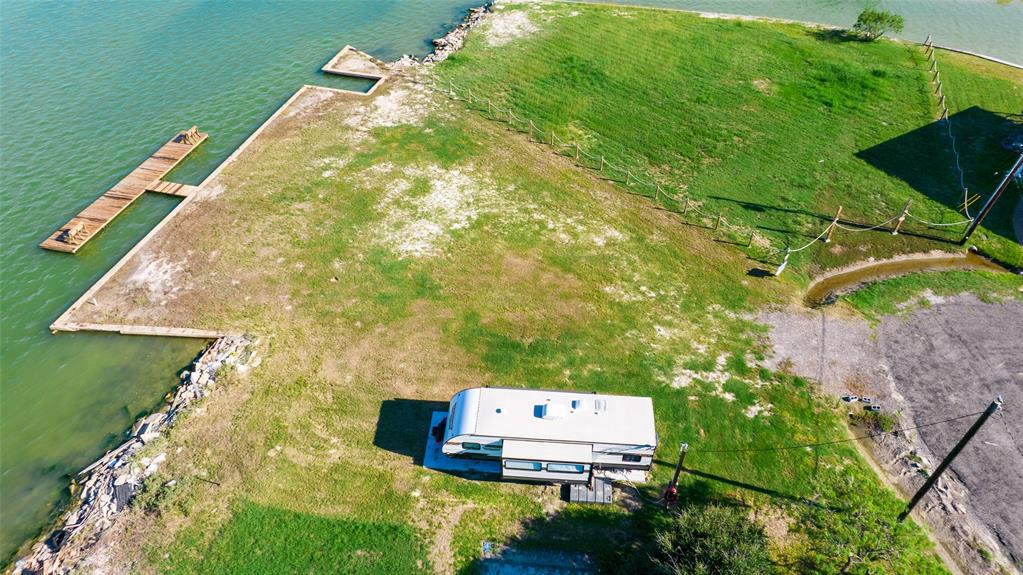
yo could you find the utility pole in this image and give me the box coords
[962,154,1023,244]
[664,442,688,507]
[898,397,1003,522]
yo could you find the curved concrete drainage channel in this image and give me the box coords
[804,250,1011,306]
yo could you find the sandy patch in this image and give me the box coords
[372,163,500,258]
[343,84,433,131]
[284,88,337,119]
[486,10,540,46]
[125,254,186,303]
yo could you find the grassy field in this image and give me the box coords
[57,3,1023,574]
[437,2,1023,272]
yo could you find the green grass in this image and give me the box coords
[165,502,428,574]
[438,2,1023,271]
[843,269,1023,319]
[64,4,1023,573]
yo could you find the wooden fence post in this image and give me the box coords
[655,185,661,200]
[575,143,580,160]
[487,99,492,115]
[528,120,534,140]
[600,156,605,172]
[825,205,842,243]
[550,130,555,146]
[467,88,473,104]
[775,249,791,276]
[682,198,690,215]
[892,200,911,235]
[747,232,755,248]
[714,214,722,230]
[626,171,631,185]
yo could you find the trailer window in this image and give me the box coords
[483,442,503,451]
[622,454,642,463]
[505,460,542,471]
[461,442,481,451]
[547,463,585,474]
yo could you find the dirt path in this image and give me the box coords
[761,295,1023,574]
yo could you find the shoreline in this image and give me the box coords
[11,4,496,572]
[13,337,259,574]
[562,0,1023,70]
[10,1,1018,571]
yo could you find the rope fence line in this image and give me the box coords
[414,73,970,274]
[923,35,975,220]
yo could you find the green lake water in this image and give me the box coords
[0,0,1019,563]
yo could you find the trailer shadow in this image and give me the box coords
[373,397,448,466]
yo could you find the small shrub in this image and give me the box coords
[852,9,905,41]
[851,410,898,433]
[650,504,775,575]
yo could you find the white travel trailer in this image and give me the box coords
[435,387,657,485]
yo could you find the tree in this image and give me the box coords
[650,505,775,575]
[852,9,905,41]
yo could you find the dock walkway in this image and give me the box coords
[40,127,207,253]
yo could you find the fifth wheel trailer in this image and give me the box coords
[434,387,657,485]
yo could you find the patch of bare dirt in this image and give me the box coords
[760,295,1023,574]
[485,7,540,46]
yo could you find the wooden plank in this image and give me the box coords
[57,321,233,339]
[145,181,199,197]
[41,128,207,253]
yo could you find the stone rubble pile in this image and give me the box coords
[388,3,491,80]
[422,3,492,65]
[14,336,257,575]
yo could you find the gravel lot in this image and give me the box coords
[762,295,1023,573]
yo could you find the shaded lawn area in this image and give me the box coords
[437,2,1023,272]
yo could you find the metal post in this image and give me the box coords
[528,121,534,140]
[962,154,1023,243]
[747,232,755,248]
[664,442,688,507]
[682,198,690,215]
[898,397,1003,522]
[487,99,492,115]
[550,130,555,146]
[825,206,842,243]
[575,143,580,160]
[626,171,631,185]
[892,200,911,235]
[599,156,605,172]
[655,185,661,200]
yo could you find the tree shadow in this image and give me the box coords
[856,106,1022,242]
[373,397,448,466]
[810,28,864,44]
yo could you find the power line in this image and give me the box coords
[689,410,986,454]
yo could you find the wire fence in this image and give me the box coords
[923,35,976,220]
[406,72,973,275]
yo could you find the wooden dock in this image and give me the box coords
[40,127,207,253]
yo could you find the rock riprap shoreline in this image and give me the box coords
[14,336,259,575]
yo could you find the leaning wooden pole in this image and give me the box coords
[961,154,1023,243]
[898,397,1003,522]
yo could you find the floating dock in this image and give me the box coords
[40,127,207,253]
